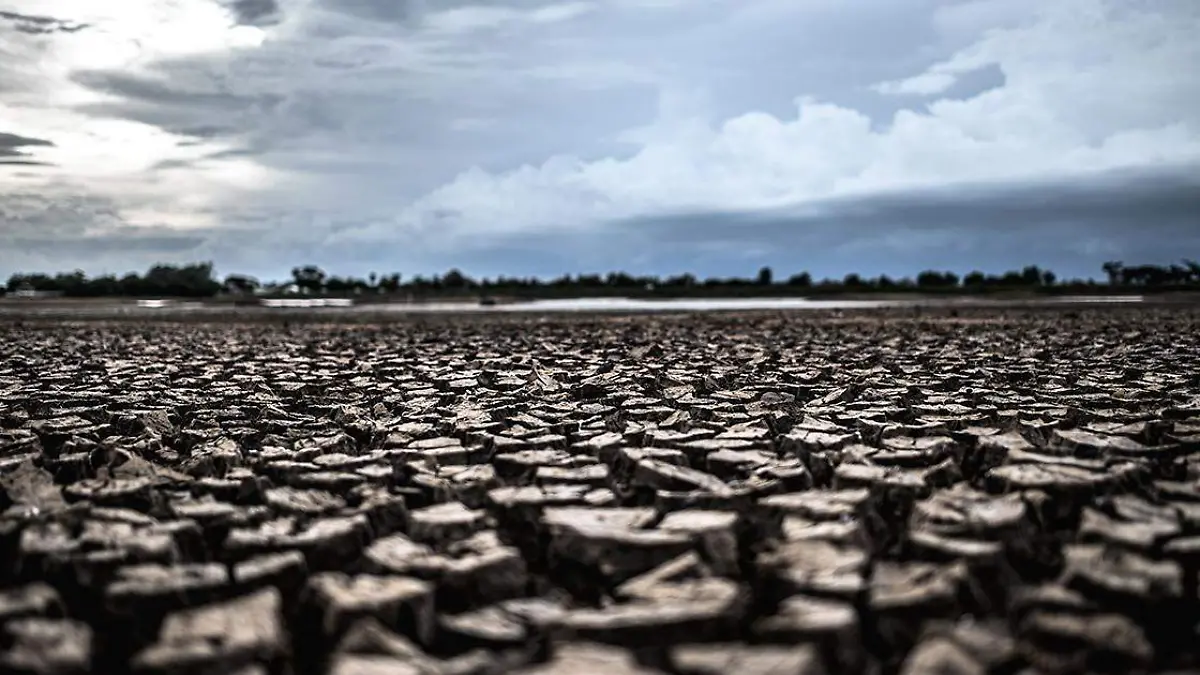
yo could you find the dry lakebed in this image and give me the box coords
[1,305,1199,674]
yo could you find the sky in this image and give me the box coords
[1,0,1198,282]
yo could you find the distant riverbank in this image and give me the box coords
[6,293,1196,322]
[7,288,1198,308]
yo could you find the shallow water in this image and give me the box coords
[0,294,1146,317]
[381,297,909,312]
[359,295,1146,313]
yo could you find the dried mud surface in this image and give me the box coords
[2,307,1199,674]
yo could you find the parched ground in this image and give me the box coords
[1,307,1199,675]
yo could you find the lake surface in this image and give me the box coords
[0,295,1148,318]
[440,295,1145,312]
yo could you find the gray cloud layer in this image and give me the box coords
[0,130,54,166]
[3,166,1194,281]
[0,9,87,34]
[592,166,1200,279]
[0,0,1197,280]
[226,0,281,26]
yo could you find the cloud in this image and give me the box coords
[0,131,54,155]
[872,72,959,96]
[375,0,1199,248]
[0,0,1196,281]
[1,165,1195,281]
[0,130,55,166]
[70,69,285,143]
[0,9,87,34]
[381,165,1193,283]
[604,165,1200,249]
[225,0,281,26]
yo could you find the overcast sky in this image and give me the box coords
[1,0,1198,282]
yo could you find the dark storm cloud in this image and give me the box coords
[0,131,53,157]
[458,165,1200,281]
[0,131,54,165]
[6,234,208,255]
[610,165,1200,246]
[226,0,282,26]
[70,70,283,142]
[0,9,88,34]
[3,211,213,257]
[71,71,281,110]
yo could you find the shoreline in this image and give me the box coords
[0,294,1195,325]
[2,289,1196,308]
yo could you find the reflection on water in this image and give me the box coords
[397,297,907,312]
[0,295,1146,317]
[396,295,1145,313]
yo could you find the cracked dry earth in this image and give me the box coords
[2,308,1200,675]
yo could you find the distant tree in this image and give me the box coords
[86,274,120,297]
[291,265,327,294]
[1184,259,1200,283]
[134,262,220,297]
[664,273,696,287]
[51,270,87,296]
[1122,264,1171,287]
[442,268,470,289]
[1020,265,1045,286]
[223,274,260,294]
[10,258,1194,301]
[377,273,402,293]
[606,272,637,288]
[786,272,812,287]
[119,272,144,296]
[325,276,354,293]
[998,270,1024,286]
[1102,261,1124,286]
[916,270,959,288]
[963,271,986,289]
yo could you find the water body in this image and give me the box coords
[0,295,1147,318]
[366,295,1146,313]
[379,297,907,313]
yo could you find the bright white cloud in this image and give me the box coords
[0,0,282,229]
[11,0,264,75]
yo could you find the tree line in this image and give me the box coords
[4,260,1200,300]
